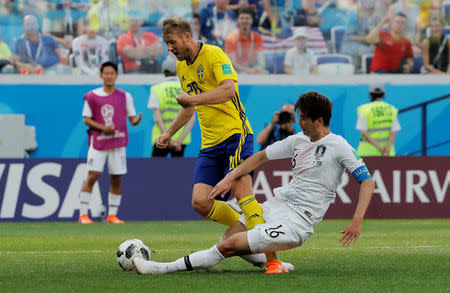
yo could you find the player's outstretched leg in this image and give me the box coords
[134,245,225,275]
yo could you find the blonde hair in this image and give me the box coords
[162,16,192,36]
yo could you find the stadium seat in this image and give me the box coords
[142,26,162,38]
[316,63,354,75]
[445,26,450,36]
[265,52,285,74]
[361,54,373,73]
[315,54,352,65]
[412,55,423,74]
[330,26,346,53]
[444,1,450,20]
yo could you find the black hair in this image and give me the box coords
[237,7,255,19]
[395,12,408,19]
[294,91,332,126]
[193,12,200,20]
[100,61,118,74]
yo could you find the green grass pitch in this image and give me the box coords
[1,219,449,293]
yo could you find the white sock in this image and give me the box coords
[156,245,225,273]
[79,192,91,215]
[240,253,266,268]
[108,193,121,215]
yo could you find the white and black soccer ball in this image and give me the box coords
[116,239,150,271]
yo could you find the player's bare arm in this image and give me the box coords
[156,106,195,148]
[83,116,115,135]
[129,113,142,126]
[209,150,269,199]
[338,178,375,247]
[176,79,236,107]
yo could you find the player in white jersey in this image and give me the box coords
[133,91,375,275]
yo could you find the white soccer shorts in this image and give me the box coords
[239,198,314,254]
[86,146,127,175]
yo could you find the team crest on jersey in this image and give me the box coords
[196,65,204,82]
[314,145,327,159]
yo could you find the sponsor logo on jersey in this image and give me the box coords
[222,63,233,75]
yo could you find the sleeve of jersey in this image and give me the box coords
[338,140,371,183]
[211,47,238,84]
[265,136,295,160]
[125,92,137,116]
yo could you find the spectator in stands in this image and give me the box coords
[87,0,128,40]
[257,103,296,150]
[366,12,413,73]
[292,0,322,27]
[225,7,266,74]
[199,0,237,48]
[284,27,317,75]
[72,18,110,75]
[12,14,71,74]
[0,0,17,15]
[116,13,163,74]
[392,0,420,54]
[148,54,195,157]
[0,30,13,73]
[356,84,401,157]
[191,12,206,42]
[421,17,450,74]
[341,0,379,70]
[260,0,291,31]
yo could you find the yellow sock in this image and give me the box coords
[238,195,265,230]
[206,200,240,227]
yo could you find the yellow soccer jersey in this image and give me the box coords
[176,43,253,149]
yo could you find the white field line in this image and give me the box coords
[0,246,446,254]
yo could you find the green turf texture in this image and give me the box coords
[1,219,449,293]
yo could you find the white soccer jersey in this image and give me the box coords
[265,132,371,224]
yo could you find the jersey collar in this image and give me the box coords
[186,42,203,66]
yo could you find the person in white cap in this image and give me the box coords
[284,27,317,75]
[147,53,195,157]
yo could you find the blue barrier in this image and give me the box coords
[0,82,449,157]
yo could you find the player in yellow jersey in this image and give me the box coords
[156,16,290,273]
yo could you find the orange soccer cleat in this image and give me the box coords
[78,214,93,224]
[264,260,289,274]
[106,214,125,224]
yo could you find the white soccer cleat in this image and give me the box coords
[282,261,295,271]
[133,258,164,275]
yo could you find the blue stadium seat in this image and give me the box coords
[319,8,357,40]
[412,55,423,74]
[361,54,373,73]
[265,53,285,74]
[316,54,352,65]
[331,26,346,53]
[445,26,450,36]
[141,26,162,38]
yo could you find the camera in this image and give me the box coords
[278,111,292,124]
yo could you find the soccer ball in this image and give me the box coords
[116,239,150,271]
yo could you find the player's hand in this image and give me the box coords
[271,112,280,125]
[209,174,233,199]
[103,125,115,135]
[338,218,362,247]
[130,113,142,126]
[176,90,193,108]
[169,140,182,151]
[156,132,171,149]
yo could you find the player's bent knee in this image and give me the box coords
[192,198,212,216]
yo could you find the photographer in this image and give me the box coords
[257,104,296,150]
